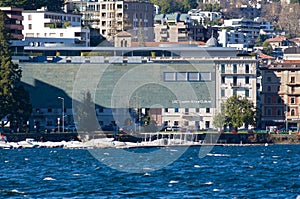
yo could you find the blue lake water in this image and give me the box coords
[1,145,300,198]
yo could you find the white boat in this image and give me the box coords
[0,141,12,149]
[18,138,39,148]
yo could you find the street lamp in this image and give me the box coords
[58,97,64,133]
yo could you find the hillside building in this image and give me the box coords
[65,0,154,42]
[22,7,90,47]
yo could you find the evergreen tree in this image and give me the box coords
[0,11,32,129]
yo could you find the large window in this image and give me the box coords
[163,72,212,82]
[188,72,200,81]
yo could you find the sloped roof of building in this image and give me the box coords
[266,36,286,42]
[115,31,132,37]
[258,52,275,59]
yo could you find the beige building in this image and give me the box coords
[66,0,154,41]
[260,61,300,130]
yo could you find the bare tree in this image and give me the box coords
[277,3,300,37]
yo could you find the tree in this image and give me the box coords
[277,3,300,38]
[0,11,32,129]
[224,95,256,131]
[262,41,273,55]
[74,91,98,132]
[213,112,226,132]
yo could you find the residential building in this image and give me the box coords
[188,9,222,25]
[0,7,24,40]
[65,0,154,42]
[260,62,300,130]
[22,7,90,46]
[219,17,261,49]
[154,13,216,43]
[0,7,27,61]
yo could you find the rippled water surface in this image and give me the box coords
[1,145,300,198]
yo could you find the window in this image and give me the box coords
[60,33,63,37]
[267,96,272,104]
[221,76,225,84]
[233,89,237,95]
[267,77,271,82]
[102,4,106,9]
[177,72,188,81]
[245,77,249,84]
[164,108,169,112]
[292,87,295,93]
[277,97,282,104]
[200,72,211,81]
[233,64,237,73]
[206,108,210,113]
[205,121,210,129]
[291,97,295,104]
[245,89,249,97]
[245,64,249,74]
[267,86,271,92]
[48,108,52,113]
[188,72,199,81]
[221,89,225,97]
[266,108,272,116]
[291,76,295,83]
[174,108,179,112]
[117,4,122,9]
[185,108,189,113]
[195,108,199,113]
[221,64,225,73]
[28,15,32,20]
[291,109,295,116]
[233,76,237,86]
[277,109,282,116]
[164,72,176,81]
[28,24,32,29]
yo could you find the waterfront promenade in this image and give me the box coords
[1,131,300,149]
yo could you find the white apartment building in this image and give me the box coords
[218,17,261,49]
[188,9,222,25]
[22,7,90,46]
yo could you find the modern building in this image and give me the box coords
[22,7,90,47]
[188,9,222,25]
[154,13,216,43]
[65,0,154,42]
[218,17,261,49]
[19,42,257,132]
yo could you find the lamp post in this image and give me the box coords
[58,97,64,133]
